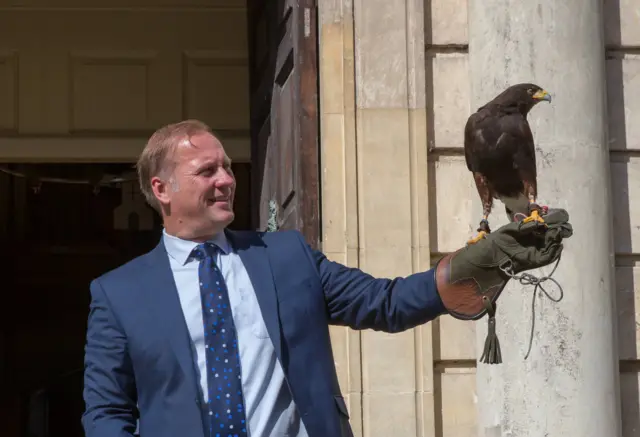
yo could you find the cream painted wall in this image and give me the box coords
[0,0,251,163]
[318,0,640,436]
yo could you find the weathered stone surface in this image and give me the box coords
[468,0,620,435]
[607,54,640,151]
[616,266,640,360]
[321,0,640,435]
[437,315,477,360]
[347,1,437,434]
[429,155,474,253]
[619,372,640,437]
[604,0,640,47]
[429,0,468,45]
[611,156,640,254]
[440,370,478,436]
[354,0,408,108]
[363,392,417,436]
[429,53,470,150]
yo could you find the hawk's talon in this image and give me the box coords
[467,231,488,246]
[522,208,546,226]
[468,218,491,245]
[477,218,491,234]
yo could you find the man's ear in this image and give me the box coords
[151,176,171,207]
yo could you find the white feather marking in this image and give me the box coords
[496,132,507,144]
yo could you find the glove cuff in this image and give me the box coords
[434,250,508,321]
[434,250,508,365]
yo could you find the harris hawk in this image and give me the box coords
[463,83,552,245]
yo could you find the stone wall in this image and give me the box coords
[319,0,640,435]
[606,0,640,433]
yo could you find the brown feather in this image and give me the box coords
[464,83,550,224]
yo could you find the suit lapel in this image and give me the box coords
[226,230,283,363]
[141,242,199,393]
[137,231,284,387]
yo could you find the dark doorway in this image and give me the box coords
[0,162,252,437]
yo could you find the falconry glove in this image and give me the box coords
[434,208,573,364]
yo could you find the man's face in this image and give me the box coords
[153,132,236,238]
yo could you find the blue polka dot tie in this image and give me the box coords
[192,243,247,437]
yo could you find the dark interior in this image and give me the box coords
[0,162,252,437]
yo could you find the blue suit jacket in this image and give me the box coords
[82,229,447,437]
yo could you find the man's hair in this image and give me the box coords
[137,119,213,212]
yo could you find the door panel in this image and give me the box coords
[0,4,251,162]
[247,0,320,249]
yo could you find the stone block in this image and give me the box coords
[347,392,363,437]
[418,390,437,436]
[429,53,470,150]
[616,266,640,360]
[619,372,640,436]
[320,23,347,115]
[429,0,468,45]
[607,54,640,151]
[437,315,477,360]
[321,114,349,254]
[611,155,640,254]
[604,0,640,47]
[361,330,417,392]
[356,108,413,276]
[429,155,475,254]
[439,368,477,436]
[354,0,408,108]
[329,325,352,393]
[363,392,417,436]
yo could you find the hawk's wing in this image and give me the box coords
[464,111,487,172]
[463,108,506,173]
[497,113,537,183]
[464,109,536,182]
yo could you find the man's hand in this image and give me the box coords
[434,208,573,321]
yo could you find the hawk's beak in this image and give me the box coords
[533,89,552,102]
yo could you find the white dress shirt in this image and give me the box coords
[162,229,309,437]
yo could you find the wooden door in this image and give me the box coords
[247,0,321,249]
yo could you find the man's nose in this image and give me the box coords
[215,168,235,187]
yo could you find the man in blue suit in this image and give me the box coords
[81,120,572,437]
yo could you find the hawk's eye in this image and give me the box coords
[527,88,534,95]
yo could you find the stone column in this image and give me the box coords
[318,0,362,433]
[349,0,433,435]
[468,0,622,436]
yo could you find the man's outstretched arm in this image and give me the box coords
[309,247,448,333]
[82,279,138,437]
[296,208,573,333]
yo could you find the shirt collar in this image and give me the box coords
[162,229,231,265]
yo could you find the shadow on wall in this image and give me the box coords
[605,0,638,434]
[424,2,443,435]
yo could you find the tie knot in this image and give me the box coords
[192,242,218,261]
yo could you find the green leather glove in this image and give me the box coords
[434,208,573,363]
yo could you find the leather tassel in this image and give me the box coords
[479,296,502,364]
